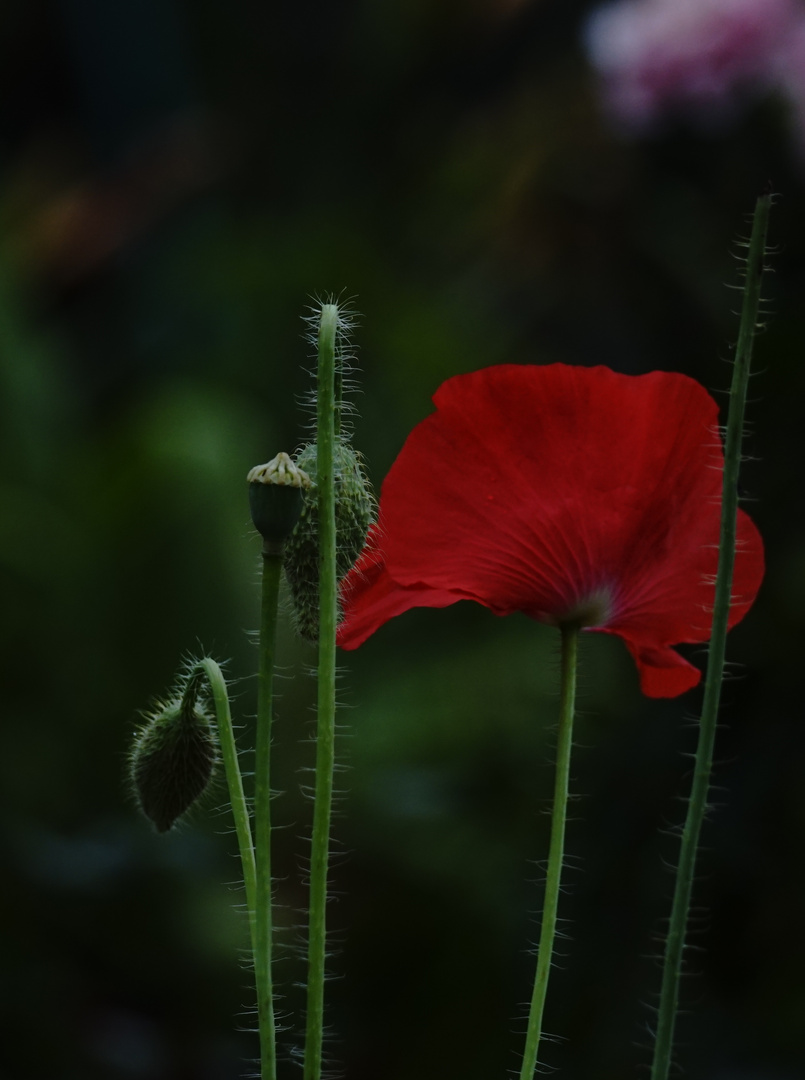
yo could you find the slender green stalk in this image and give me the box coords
[198,657,257,941]
[304,304,340,1080]
[519,623,579,1080]
[650,192,771,1080]
[255,549,283,1080]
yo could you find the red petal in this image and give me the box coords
[614,634,703,698]
[338,364,764,697]
[601,507,765,691]
[337,525,470,649]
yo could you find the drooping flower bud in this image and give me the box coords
[283,440,374,641]
[247,452,311,554]
[130,688,218,833]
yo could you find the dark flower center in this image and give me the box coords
[556,587,614,630]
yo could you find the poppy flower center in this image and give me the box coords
[552,587,614,630]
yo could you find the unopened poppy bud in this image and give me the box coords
[248,452,311,553]
[284,441,374,641]
[130,695,218,833]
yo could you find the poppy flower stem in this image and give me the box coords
[519,622,579,1080]
[650,191,772,1080]
[197,657,258,939]
[254,549,283,1080]
[304,304,340,1080]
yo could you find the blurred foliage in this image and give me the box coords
[1,1,805,1078]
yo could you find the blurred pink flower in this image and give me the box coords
[585,0,800,129]
[773,17,805,153]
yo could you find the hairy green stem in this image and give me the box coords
[519,623,579,1080]
[197,658,257,940]
[255,549,283,1080]
[650,192,771,1080]
[304,304,339,1080]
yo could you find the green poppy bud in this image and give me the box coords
[130,695,218,833]
[283,440,374,642]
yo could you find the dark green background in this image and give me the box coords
[2,1,804,1078]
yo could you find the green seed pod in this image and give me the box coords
[283,440,374,642]
[130,695,218,833]
[247,452,311,554]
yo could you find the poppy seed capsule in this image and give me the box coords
[248,452,311,553]
[283,441,374,642]
[130,698,218,833]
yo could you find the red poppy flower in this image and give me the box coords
[337,364,764,698]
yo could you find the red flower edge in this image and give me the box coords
[337,364,764,698]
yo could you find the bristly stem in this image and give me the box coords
[304,304,340,1080]
[187,657,264,1069]
[255,549,283,1080]
[333,352,343,441]
[197,658,257,940]
[650,191,772,1080]
[519,623,579,1080]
